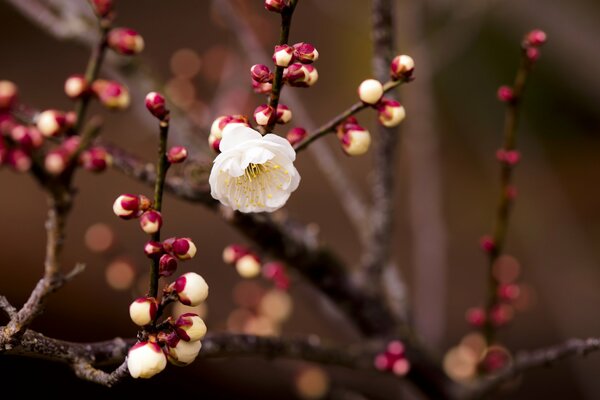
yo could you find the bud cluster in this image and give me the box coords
[522,29,547,63]
[374,340,411,376]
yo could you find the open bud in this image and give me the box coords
[169,237,197,260]
[286,127,307,146]
[284,63,318,87]
[0,80,18,110]
[235,253,262,278]
[173,313,207,341]
[251,64,273,83]
[222,244,249,264]
[276,104,292,124]
[92,80,130,110]
[112,193,140,219]
[390,55,415,80]
[254,104,275,126]
[144,241,163,257]
[166,336,202,366]
[338,125,371,156]
[80,146,112,172]
[36,110,67,137]
[377,98,405,127]
[273,44,295,67]
[10,125,43,151]
[140,210,162,234]
[167,146,187,164]
[44,149,69,176]
[129,297,158,326]
[264,0,288,13]
[171,272,209,306]
[497,86,514,103]
[159,254,178,277]
[145,92,169,120]
[91,0,113,18]
[127,341,167,379]
[293,42,318,64]
[108,28,145,55]
[8,149,32,172]
[64,74,88,99]
[526,29,547,47]
[358,79,384,105]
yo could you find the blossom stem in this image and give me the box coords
[262,0,299,134]
[294,79,406,152]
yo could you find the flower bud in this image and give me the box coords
[525,29,547,47]
[8,149,31,172]
[159,254,178,277]
[497,85,514,103]
[338,125,371,156]
[497,283,520,302]
[254,104,275,126]
[377,98,405,127]
[171,272,209,306]
[479,235,495,253]
[44,149,69,176]
[140,210,162,234]
[390,55,415,80]
[235,253,262,279]
[167,146,187,164]
[250,64,273,83]
[168,237,197,260]
[293,42,319,64]
[0,80,18,110]
[91,0,113,18]
[108,28,145,55]
[144,241,163,257]
[262,262,290,290]
[166,336,202,366]
[145,91,169,120]
[465,307,486,327]
[264,0,288,13]
[173,313,207,341]
[286,127,307,146]
[276,104,292,124]
[36,110,67,137]
[496,149,520,166]
[80,146,112,172]
[10,125,43,151]
[490,304,513,327]
[525,47,540,62]
[92,80,130,110]
[112,194,140,219]
[127,341,167,379]
[358,79,384,105]
[64,74,88,99]
[284,63,318,87]
[209,115,249,153]
[129,297,158,326]
[222,244,249,264]
[252,80,273,95]
[273,44,295,67]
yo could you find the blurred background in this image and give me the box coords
[1,0,599,398]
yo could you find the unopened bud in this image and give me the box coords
[276,104,292,124]
[139,210,162,234]
[129,297,158,326]
[466,307,486,327]
[338,125,371,156]
[167,146,187,163]
[264,0,288,13]
[235,253,262,279]
[358,79,384,105]
[108,28,145,55]
[490,304,513,327]
[262,262,290,290]
[525,47,540,62]
[8,149,32,172]
[284,63,318,87]
[209,115,249,152]
[90,0,113,18]
[526,29,547,47]
[173,313,207,341]
[254,104,275,126]
[497,86,514,103]
[273,45,295,67]
[496,149,521,166]
[80,146,112,172]
[44,149,69,176]
[145,92,169,120]
[166,336,202,366]
[144,241,163,257]
[377,98,405,127]
[222,244,249,264]
[159,254,178,277]
[10,125,43,151]
[92,80,130,110]
[497,283,520,302]
[112,194,140,219]
[127,341,167,379]
[479,235,496,253]
[390,55,415,80]
[170,272,209,306]
[293,42,318,64]
[0,80,18,110]
[252,80,273,95]
[286,127,307,146]
[168,237,197,260]
[250,64,273,83]
[64,74,88,99]
[36,110,67,137]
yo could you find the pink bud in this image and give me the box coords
[254,104,275,126]
[358,79,384,105]
[92,80,130,110]
[129,297,158,326]
[387,340,405,356]
[167,146,187,164]
[209,115,249,152]
[276,104,292,124]
[159,254,178,277]
[505,185,518,200]
[112,193,140,219]
[262,262,289,290]
[377,98,406,127]
[222,244,249,264]
[108,28,145,55]
[170,237,197,260]
[465,307,486,327]
[36,110,67,137]
[139,210,162,234]
[8,149,32,172]
[64,74,89,99]
[144,241,163,257]
[526,29,547,47]
[479,235,496,253]
[392,358,411,376]
[171,272,209,306]
[390,54,415,80]
[284,63,318,87]
[264,0,288,13]
[273,44,295,67]
[490,304,513,327]
[497,283,520,302]
[10,125,43,151]
[91,0,113,18]
[44,149,69,176]
[145,92,169,120]
[252,80,273,95]
[497,85,514,103]
[80,146,112,172]
[286,127,307,146]
[235,253,262,278]
[173,313,207,342]
[496,149,521,166]
[479,346,511,374]
[292,42,319,64]
[0,80,18,111]
[526,47,540,62]
[250,64,273,83]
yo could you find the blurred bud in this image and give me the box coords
[284,63,318,87]
[222,244,249,264]
[479,235,496,254]
[8,149,32,172]
[80,146,112,172]
[525,47,541,62]
[338,125,371,156]
[490,304,513,327]
[0,136,6,165]
[273,45,295,67]
[525,29,547,47]
[286,127,307,146]
[173,313,207,341]
[264,0,288,13]
[466,307,486,327]
[44,149,69,176]
[64,74,88,99]
[139,210,162,234]
[497,283,520,302]
[36,110,67,137]
[127,341,167,379]
[262,262,290,290]
[254,104,275,126]
[497,85,514,103]
[92,80,130,110]
[145,91,169,120]
[170,272,209,306]
[0,80,18,110]
[112,194,140,219]
[479,346,511,374]
[10,125,43,151]
[377,98,405,127]
[496,149,521,166]
[90,0,113,18]
[292,42,318,64]
[390,54,415,80]
[167,146,187,164]
[235,253,262,279]
[276,104,292,124]
[129,297,158,326]
[108,28,144,56]
[159,254,178,277]
[505,185,518,201]
[144,241,163,257]
[358,79,384,105]
[250,64,273,83]
[166,336,202,366]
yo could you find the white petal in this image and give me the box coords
[219,125,262,152]
[262,133,297,161]
[240,146,275,170]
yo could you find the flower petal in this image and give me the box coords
[262,133,296,161]
[220,125,262,152]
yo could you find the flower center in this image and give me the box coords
[222,161,291,209]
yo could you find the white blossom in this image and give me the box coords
[127,342,167,379]
[209,125,300,213]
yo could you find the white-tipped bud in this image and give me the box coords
[144,241,163,257]
[37,110,67,137]
[358,79,384,105]
[129,297,158,326]
[338,125,371,156]
[167,337,202,366]
[390,55,415,80]
[273,44,295,67]
[108,28,145,56]
[222,244,248,264]
[167,146,187,163]
[112,194,140,219]
[44,149,69,176]
[235,254,262,279]
[377,98,406,127]
[127,341,167,379]
[92,80,130,110]
[209,115,249,153]
[293,42,319,64]
[167,237,197,260]
[139,210,162,234]
[64,75,88,99]
[254,104,275,126]
[173,313,207,341]
[171,272,209,306]
[276,104,292,124]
